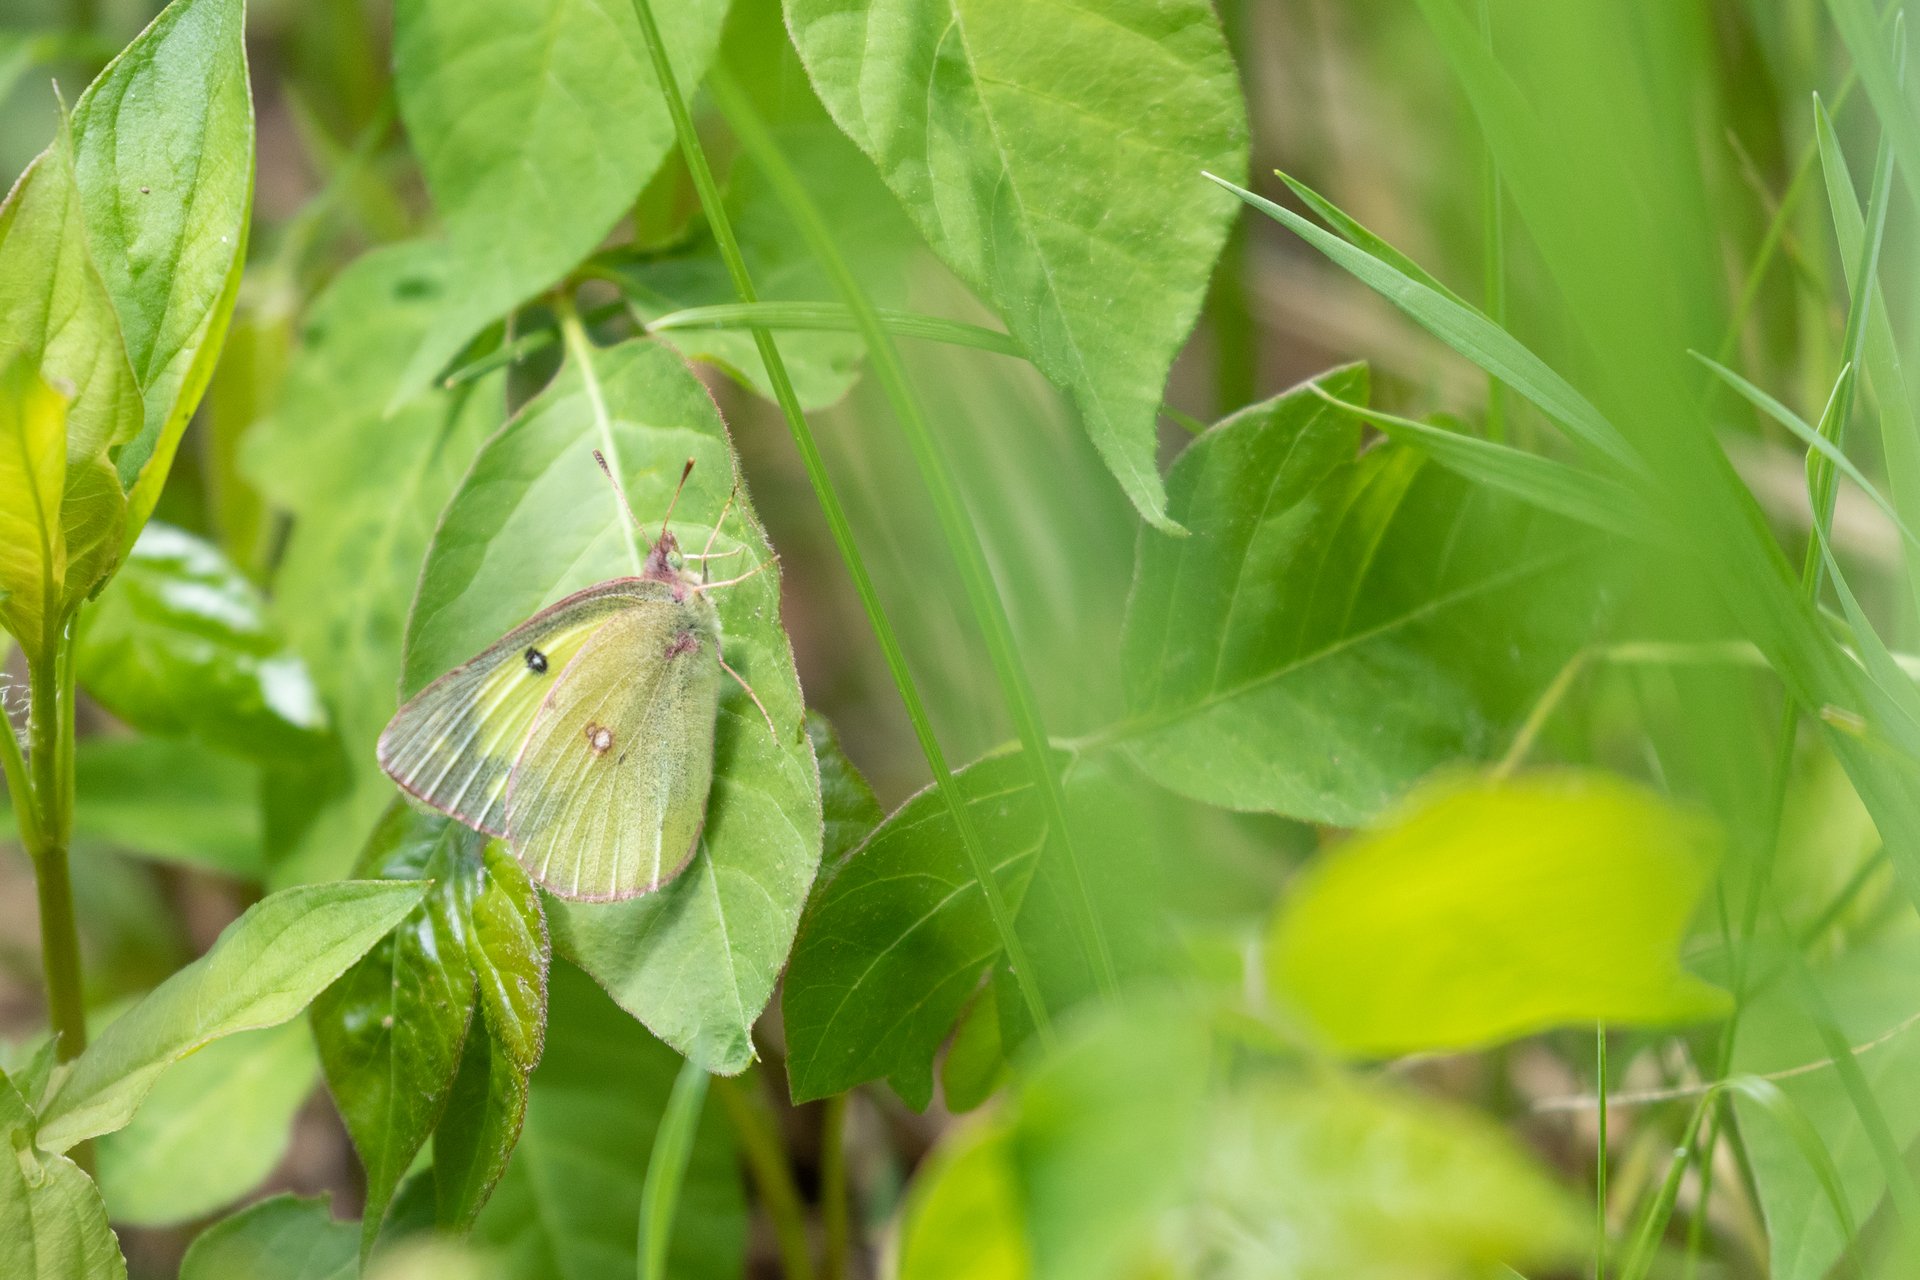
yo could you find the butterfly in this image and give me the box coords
[377,453,773,902]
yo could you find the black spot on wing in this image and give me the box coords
[525,647,548,674]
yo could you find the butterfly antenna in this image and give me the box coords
[697,555,778,593]
[592,450,646,531]
[719,656,777,739]
[699,478,742,583]
[659,457,696,541]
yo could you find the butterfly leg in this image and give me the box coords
[697,556,778,593]
[719,655,778,739]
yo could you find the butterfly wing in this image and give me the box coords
[376,582,654,836]
[504,595,722,901]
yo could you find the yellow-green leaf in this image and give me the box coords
[0,361,68,650]
[1267,771,1730,1056]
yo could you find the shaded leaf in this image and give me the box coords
[42,736,261,877]
[806,712,882,875]
[785,0,1248,528]
[471,962,745,1280]
[0,1071,126,1280]
[432,1024,528,1233]
[311,806,481,1248]
[1119,366,1590,825]
[390,0,731,397]
[76,522,329,761]
[37,879,426,1152]
[403,337,818,1074]
[68,0,254,532]
[783,749,1046,1107]
[96,1020,317,1227]
[1267,771,1730,1056]
[179,1194,356,1280]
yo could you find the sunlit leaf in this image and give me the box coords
[405,336,818,1074]
[0,361,70,652]
[67,0,254,536]
[390,0,731,398]
[76,523,329,761]
[37,879,426,1152]
[0,1070,125,1280]
[1268,771,1730,1056]
[785,0,1248,529]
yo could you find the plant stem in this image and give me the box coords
[819,1093,852,1280]
[708,66,1120,1006]
[1477,0,1508,443]
[25,628,85,1067]
[1595,1025,1609,1280]
[624,0,1062,1037]
[714,1072,815,1280]
[639,1058,710,1280]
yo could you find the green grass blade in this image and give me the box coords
[645,302,1023,357]
[1273,170,1469,307]
[1827,0,1920,222]
[637,1057,709,1280]
[1724,1076,1863,1278]
[1309,387,1649,536]
[623,0,1062,1037]
[1211,172,1642,477]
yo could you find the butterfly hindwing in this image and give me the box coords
[504,592,722,900]
[377,583,651,835]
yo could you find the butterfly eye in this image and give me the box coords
[525,647,548,674]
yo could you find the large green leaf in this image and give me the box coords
[68,0,254,533]
[1118,366,1588,825]
[404,336,819,1074]
[1735,934,1920,1280]
[0,1071,125,1280]
[179,1195,356,1280]
[390,0,731,397]
[783,749,1045,1107]
[36,879,426,1152]
[472,962,745,1280]
[76,522,328,761]
[244,242,504,885]
[784,0,1247,528]
[95,1020,317,1227]
[1267,772,1730,1057]
[311,807,483,1248]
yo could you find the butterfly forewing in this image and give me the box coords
[505,596,722,900]
[377,584,652,835]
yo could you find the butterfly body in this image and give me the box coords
[378,528,731,901]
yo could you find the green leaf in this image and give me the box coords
[1734,933,1920,1280]
[1166,1077,1583,1278]
[458,838,549,1077]
[36,879,427,1153]
[95,1020,317,1227]
[609,123,914,411]
[1119,367,1589,825]
[806,712,882,875]
[1267,771,1730,1057]
[783,749,1046,1107]
[0,360,70,651]
[390,0,731,397]
[0,1071,126,1280]
[246,242,503,884]
[76,522,329,761]
[471,962,745,1280]
[67,0,254,536]
[311,807,484,1249]
[638,1059,711,1280]
[404,336,819,1074]
[785,0,1249,529]
[939,984,1006,1114]
[431,1022,529,1233]
[0,131,142,470]
[62,736,262,876]
[179,1194,356,1280]
[897,1120,1029,1280]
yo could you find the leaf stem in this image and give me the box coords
[713,1071,815,1280]
[819,1092,852,1280]
[638,1058,710,1280]
[623,0,1060,1036]
[708,65,1120,1005]
[24,626,85,1070]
